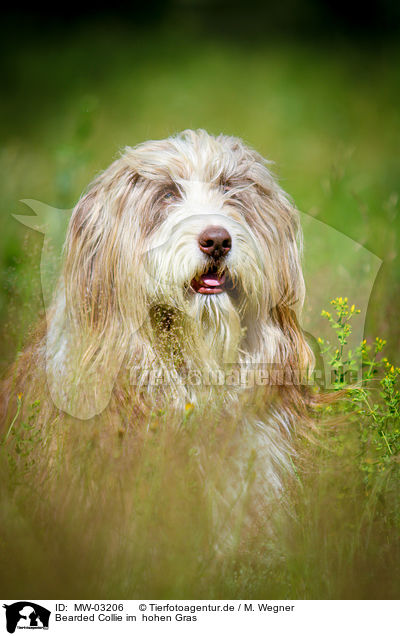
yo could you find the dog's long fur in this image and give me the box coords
[2,129,315,528]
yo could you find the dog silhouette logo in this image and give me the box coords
[3,602,50,633]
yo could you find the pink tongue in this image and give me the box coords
[201,273,225,287]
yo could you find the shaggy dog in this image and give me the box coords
[2,129,314,532]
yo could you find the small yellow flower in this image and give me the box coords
[351,304,355,312]
[390,366,395,373]
[317,337,323,344]
[185,402,194,413]
[17,393,23,400]
[149,419,159,431]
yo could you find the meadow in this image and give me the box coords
[0,20,399,599]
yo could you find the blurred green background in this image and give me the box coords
[1,1,399,370]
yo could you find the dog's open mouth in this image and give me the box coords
[190,267,226,295]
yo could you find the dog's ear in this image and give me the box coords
[45,158,147,419]
[248,162,314,377]
[266,192,314,378]
[270,302,314,380]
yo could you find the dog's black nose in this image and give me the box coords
[198,226,232,259]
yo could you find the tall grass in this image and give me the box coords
[1,300,400,599]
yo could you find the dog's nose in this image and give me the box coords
[198,226,232,259]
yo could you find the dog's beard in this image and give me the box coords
[144,240,264,369]
[144,256,249,368]
[185,288,243,364]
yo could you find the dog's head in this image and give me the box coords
[48,130,313,418]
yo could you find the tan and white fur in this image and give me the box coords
[2,129,315,532]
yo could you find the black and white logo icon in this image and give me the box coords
[3,602,51,633]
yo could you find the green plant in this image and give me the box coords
[319,297,400,490]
